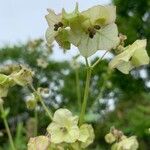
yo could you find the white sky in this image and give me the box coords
[0,0,111,60]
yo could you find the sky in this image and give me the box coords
[0,0,111,60]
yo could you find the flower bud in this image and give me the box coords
[111,136,139,150]
[28,136,50,150]
[26,94,37,110]
[10,66,34,87]
[105,133,116,144]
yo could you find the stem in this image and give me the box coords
[0,104,16,150]
[92,50,109,68]
[75,68,81,109]
[34,109,38,136]
[30,84,53,120]
[79,58,92,125]
[39,96,53,120]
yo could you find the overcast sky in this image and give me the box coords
[0,0,111,60]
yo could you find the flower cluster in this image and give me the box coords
[105,127,139,150]
[28,108,95,149]
[0,65,34,98]
[45,3,119,57]
[45,4,149,74]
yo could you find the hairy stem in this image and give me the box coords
[75,68,81,109]
[34,109,38,136]
[0,104,16,150]
[92,50,109,68]
[30,84,53,120]
[79,58,92,125]
[39,95,53,120]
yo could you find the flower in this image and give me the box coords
[105,133,116,144]
[37,58,48,69]
[69,23,119,57]
[78,124,95,148]
[68,5,119,57]
[26,94,37,110]
[47,108,79,144]
[0,74,14,98]
[111,136,139,150]
[45,9,62,45]
[45,4,119,57]
[45,9,71,50]
[27,136,50,150]
[80,5,116,29]
[109,39,150,74]
[10,66,34,86]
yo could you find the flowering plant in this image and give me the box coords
[0,3,149,150]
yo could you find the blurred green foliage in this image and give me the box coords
[0,0,150,149]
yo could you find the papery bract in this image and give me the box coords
[80,5,116,29]
[111,136,139,150]
[78,124,95,148]
[109,39,149,74]
[10,66,34,86]
[69,23,119,57]
[47,109,79,144]
[27,136,50,150]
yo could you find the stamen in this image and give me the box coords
[94,25,101,30]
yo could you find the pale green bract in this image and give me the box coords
[47,108,79,144]
[45,4,119,57]
[105,133,116,144]
[0,74,14,98]
[10,66,34,87]
[45,9,71,50]
[80,5,116,29]
[62,3,79,30]
[69,23,119,57]
[45,9,62,46]
[78,124,95,148]
[111,136,139,150]
[109,39,150,74]
[27,136,50,150]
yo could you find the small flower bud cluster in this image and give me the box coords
[105,127,139,150]
[0,65,34,99]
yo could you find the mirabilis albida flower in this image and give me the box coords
[47,108,95,148]
[27,108,95,149]
[45,4,120,57]
[47,108,79,144]
[109,39,150,74]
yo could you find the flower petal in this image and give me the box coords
[45,9,61,27]
[131,40,149,67]
[79,124,95,148]
[81,5,116,28]
[45,27,58,46]
[47,122,65,144]
[70,23,119,57]
[27,136,50,150]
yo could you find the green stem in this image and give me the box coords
[38,95,53,120]
[34,109,38,136]
[0,104,16,150]
[79,60,92,125]
[92,50,109,68]
[75,68,81,109]
[30,84,53,120]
